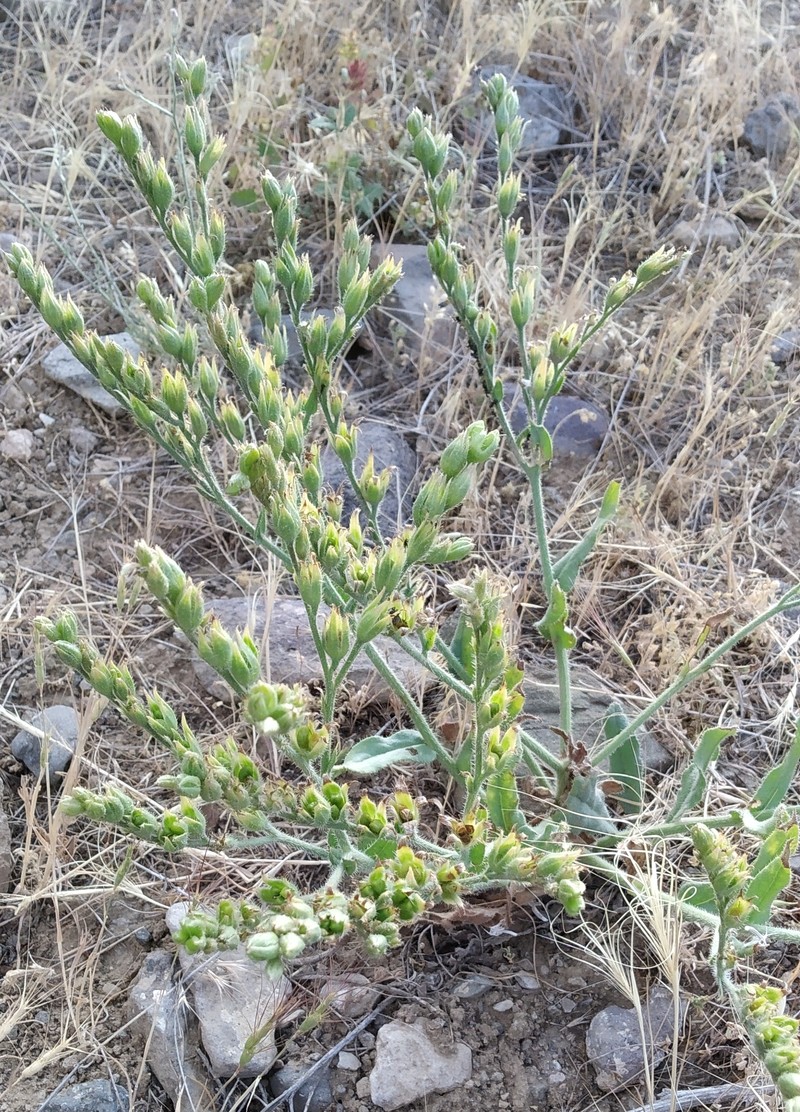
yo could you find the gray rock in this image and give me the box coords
[188,595,427,705]
[369,1019,472,1110]
[319,972,379,1019]
[269,1061,334,1112]
[0,381,28,414]
[337,1051,361,1071]
[770,328,800,365]
[12,705,79,778]
[505,387,609,461]
[43,332,138,415]
[165,901,290,1079]
[473,65,572,157]
[586,984,684,1091]
[523,665,672,773]
[670,213,744,251]
[248,310,340,367]
[0,797,12,892]
[128,950,215,1111]
[322,418,418,533]
[0,428,34,461]
[452,974,494,999]
[38,1080,128,1112]
[742,95,800,163]
[67,425,100,456]
[370,243,457,371]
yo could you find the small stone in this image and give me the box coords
[320,972,379,1019]
[128,950,215,1111]
[43,332,138,415]
[670,213,744,251]
[493,998,514,1013]
[39,412,55,427]
[37,1079,129,1112]
[471,65,572,157]
[505,388,609,461]
[68,425,100,456]
[770,328,800,365]
[188,595,427,706]
[133,927,151,945]
[321,418,418,533]
[742,95,800,163]
[356,1077,371,1099]
[0,797,12,892]
[523,664,672,774]
[0,428,34,462]
[370,243,457,371]
[513,973,540,991]
[269,1061,334,1112]
[165,902,290,1078]
[586,984,684,1091]
[369,1019,472,1111]
[0,382,27,414]
[561,998,577,1014]
[11,705,79,778]
[453,975,494,999]
[337,1051,362,1071]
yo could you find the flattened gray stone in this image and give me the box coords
[586,984,683,1091]
[473,65,572,157]
[523,665,672,773]
[189,595,427,704]
[742,94,800,163]
[128,950,215,1111]
[370,243,457,370]
[12,705,79,777]
[322,418,417,533]
[165,901,289,1079]
[43,332,138,415]
[0,798,12,892]
[269,1061,334,1112]
[505,386,609,461]
[370,1019,472,1110]
[671,213,744,251]
[38,1080,128,1112]
[770,328,800,365]
[0,428,34,461]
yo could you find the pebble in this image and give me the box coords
[369,1019,472,1110]
[453,974,494,999]
[742,94,800,163]
[770,328,800,365]
[586,984,684,1091]
[269,1061,334,1112]
[43,332,138,415]
[11,705,79,778]
[128,950,215,1111]
[472,65,572,157]
[513,973,540,991]
[39,412,54,427]
[0,382,27,414]
[165,901,290,1078]
[337,1051,361,1071]
[68,425,100,456]
[493,998,514,1013]
[670,213,743,251]
[321,418,418,534]
[0,428,34,462]
[37,1080,128,1112]
[319,972,380,1019]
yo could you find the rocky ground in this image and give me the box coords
[3,0,800,1110]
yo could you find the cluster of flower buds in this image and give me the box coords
[62,786,207,851]
[744,986,800,1112]
[412,422,498,527]
[692,823,753,924]
[603,247,682,316]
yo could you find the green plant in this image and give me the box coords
[8,55,800,1097]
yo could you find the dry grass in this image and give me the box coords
[2,0,800,1107]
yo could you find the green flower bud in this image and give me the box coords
[497,173,522,219]
[169,212,193,259]
[278,931,306,959]
[189,57,207,98]
[191,234,216,278]
[322,607,351,665]
[96,109,123,147]
[338,254,359,301]
[246,931,281,963]
[184,106,207,160]
[218,401,247,442]
[199,135,226,178]
[150,161,175,216]
[173,583,204,634]
[291,256,314,307]
[342,273,370,323]
[603,272,637,312]
[161,369,188,416]
[119,115,144,161]
[503,221,522,274]
[356,598,393,643]
[261,171,283,212]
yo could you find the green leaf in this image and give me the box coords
[339,730,438,774]
[357,833,398,860]
[553,481,621,593]
[486,769,525,833]
[752,720,800,821]
[745,856,792,925]
[667,727,733,821]
[561,773,617,837]
[535,584,577,651]
[230,188,262,209]
[605,703,642,815]
[679,878,716,913]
